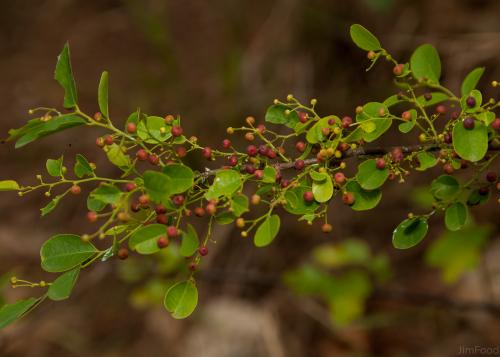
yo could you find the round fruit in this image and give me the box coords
[443,163,454,174]
[321,223,332,233]
[393,63,404,75]
[156,214,168,225]
[341,116,353,128]
[486,171,497,183]
[491,118,500,131]
[436,105,446,114]
[466,96,476,107]
[173,195,185,206]
[334,172,346,185]
[171,125,183,137]
[375,158,386,170]
[228,155,238,167]
[125,182,137,192]
[298,111,308,123]
[104,135,113,145]
[303,191,314,203]
[87,211,98,223]
[148,154,159,165]
[199,246,209,256]
[70,185,81,195]
[157,236,169,249]
[167,226,178,238]
[463,117,475,130]
[127,122,137,133]
[295,141,306,153]
[247,145,258,157]
[95,137,105,148]
[251,194,261,205]
[138,194,150,206]
[206,202,217,215]
[294,160,305,170]
[342,192,355,205]
[222,139,231,149]
[401,111,412,121]
[202,147,212,159]
[136,149,148,161]
[117,248,129,260]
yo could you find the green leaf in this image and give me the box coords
[89,184,122,206]
[46,157,63,177]
[205,169,242,200]
[105,143,131,170]
[162,164,194,194]
[0,298,39,329]
[355,159,389,190]
[452,120,488,162]
[426,225,491,283]
[262,166,277,183]
[476,111,496,126]
[312,174,334,203]
[144,171,170,204]
[128,224,166,255]
[416,92,450,107]
[410,44,441,83]
[48,268,80,301]
[40,195,63,216]
[137,116,172,143]
[231,194,249,217]
[265,104,300,129]
[180,224,199,257]
[11,114,86,148]
[98,71,109,117]
[467,189,490,206]
[345,181,381,211]
[349,24,381,51]
[355,102,391,142]
[306,117,333,144]
[0,180,20,191]
[430,175,459,200]
[392,217,428,249]
[40,234,97,272]
[445,202,468,231]
[104,225,129,236]
[74,154,94,178]
[87,196,107,212]
[461,67,485,97]
[416,152,438,171]
[254,214,280,247]
[164,280,198,319]
[54,43,78,108]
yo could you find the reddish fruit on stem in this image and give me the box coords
[117,248,129,260]
[199,246,208,256]
[173,195,185,206]
[247,145,258,157]
[424,93,432,101]
[167,226,178,238]
[155,204,166,214]
[194,207,206,217]
[157,236,169,249]
[390,147,404,163]
[401,111,412,121]
[321,223,332,233]
[125,182,137,192]
[254,170,264,180]
[466,96,476,107]
[334,172,346,185]
[96,137,105,148]
[127,122,137,133]
[479,186,490,195]
[87,211,98,223]
[104,135,113,145]
[436,105,446,115]
[298,111,308,123]
[148,154,159,165]
[228,155,238,167]
[463,117,475,130]
[136,149,148,161]
[342,192,355,205]
[295,141,306,153]
[171,125,183,137]
[206,202,217,215]
[492,118,500,131]
[138,194,150,206]
[202,147,212,159]
[341,116,353,128]
[303,191,314,203]
[281,179,290,188]
[486,171,497,183]
[294,160,305,170]
[222,139,231,148]
[375,158,386,170]
[393,63,404,75]
[70,185,81,195]
[443,132,452,144]
[156,214,168,225]
[443,163,454,174]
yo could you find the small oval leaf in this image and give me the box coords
[164,280,198,319]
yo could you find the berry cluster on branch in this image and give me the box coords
[0,24,499,325]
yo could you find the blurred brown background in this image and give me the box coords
[1,0,500,356]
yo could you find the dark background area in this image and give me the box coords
[0,0,499,356]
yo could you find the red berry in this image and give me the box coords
[171,125,183,137]
[294,159,305,170]
[155,204,167,214]
[254,170,264,180]
[173,195,185,206]
[206,202,217,215]
[222,139,231,149]
[127,122,137,134]
[258,145,268,156]
[443,163,454,174]
[295,141,306,153]
[342,192,355,205]
[375,158,386,170]
[228,155,238,166]
[194,207,206,217]
[125,182,137,192]
[157,236,169,249]
[156,214,168,225]
[167,226,178,238]
[443,132,452,144]
[267,150,277,159]
[87,211,98,223]
[95,137,105,148]
[281,179,290,188]
[245,163,256,174]
[401,111,412,121]
[298,111,308,123]
[136,149,148,161]
[138,194,150,206]
[94,112,103,121]
[466,96,476,107]
[256,124,266,134]
[463,117,475,130]
[492,118,500,131]
[202,147,212,160]
[176,146,187,158]
[341,116,353,128]
[117,248,129,260]
[321,223,332,233]
[479,186,490,195]
[104,135,113,145]
[303,191,314,203]
[486,171,497,183]
[148,154,159,165]
[451,111,460,120]
[393,63,404,75]
[188,263,197,271]
[199,246,208,256]
[247,145,258,157]
[334,172,346,185]
[424,93,432,101]
[70,185,81,195]
[390,147,404,163]
[321,127,330,136]
[436,105,447,115]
